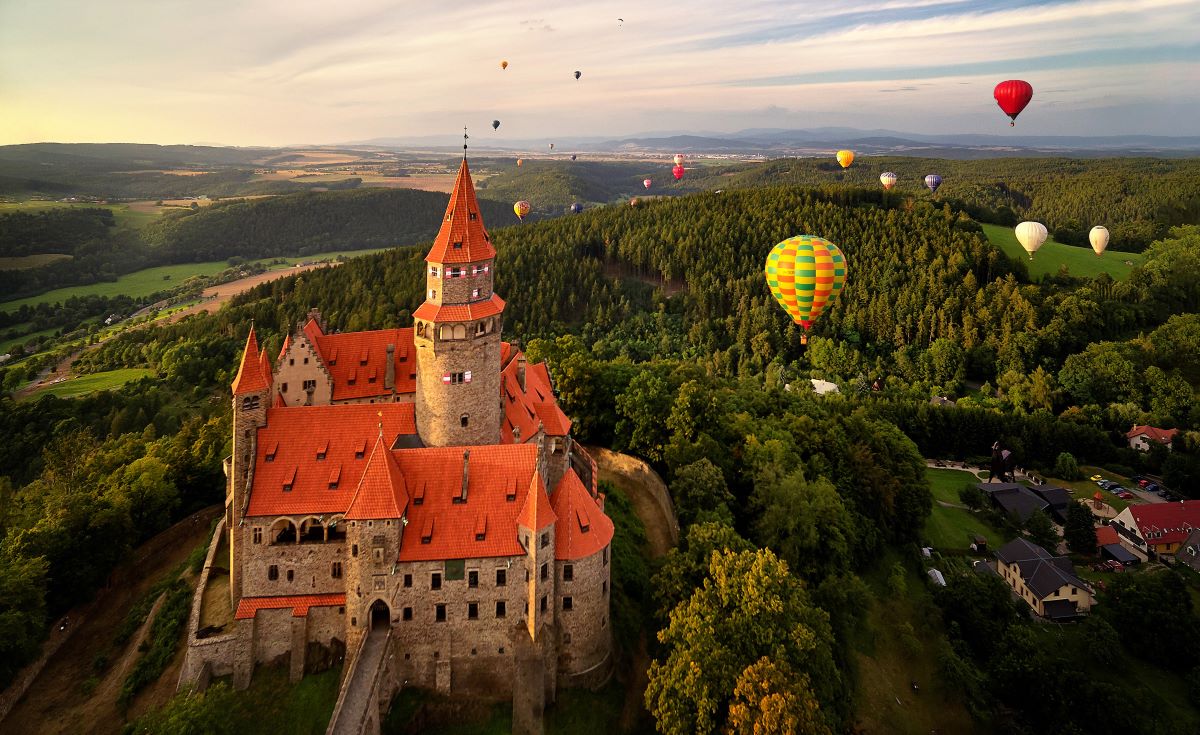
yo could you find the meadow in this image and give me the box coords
[27,368,155,399]
[0,199,159,231]
[922,467,1008,550]
[0,253,73,270]
[980,223,1143,280]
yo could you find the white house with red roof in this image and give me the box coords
[180,158,614,729]
[1110,500,1200,558]
[1126,424,1179,451]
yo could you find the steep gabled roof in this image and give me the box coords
[500,351,571,443]
[1128,500,1200,546]
[425,159,495,264]
[551,469,614,560]
[311,327,417,400]
[232,328,270,395]
[344,435,409,520]
[1095,525,1120,546]
[995,537,1054,565]
[1126,425,1178,444]
[517,470,557,532]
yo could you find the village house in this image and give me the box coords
[1110,500,1200,558]
[1178,529,1200,572]
[1126,424,1178,452]
[994,538,1094,620]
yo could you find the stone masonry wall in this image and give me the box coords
[555,546,611,678]
[425,259,495,307]
[414,329,502,447]
[240,520,347,599]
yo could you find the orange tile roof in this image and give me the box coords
[235,593,345,620]
[425,159,496,265]
[344,435,410,520]
[300,318,417,401]
[394,444,539,561]
[1127,425,1179,444]
[1095,526,1120,546]
[1129,500,1200,547]
[232,328,269,395]
[551,469,614,560]
[517,470,557,532]
[278,334,291,360]
[247,403,417,517]
[412,294,506,323]
[500,352,571,442]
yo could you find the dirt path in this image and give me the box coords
[586,447,678,733]
[1,505,222,735]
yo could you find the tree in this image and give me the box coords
[0,548,48,688]
[1063,502,1098,555]
[1054,451,1082,480]
[652,521,753,620]
[615,369,672,462]
[670,458,734,528]
[933,568,1023,661]
[726,658,833,735]
[646,549,842,734]
[752,470,854,583]
[1102,571,1200,672]
[1023,509,1059,552]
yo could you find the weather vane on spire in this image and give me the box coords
[463,126,469,158]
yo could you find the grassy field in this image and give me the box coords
[0,253,73,270]
[0,324,63,354]
[981,223,1143,280]
[923,467,1008,550]
[0,199,159,231]
[25,368,154,399]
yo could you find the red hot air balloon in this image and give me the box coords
[643,178,652,189]
[672,165,685,180]
[994,80,1033,126]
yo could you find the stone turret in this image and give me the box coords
[413,158,504,446]
[228,327,271,603]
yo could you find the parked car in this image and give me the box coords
[1090,474,1105,482]
[1117,491,1135,500]
[1138,479,1150,488]
[1145,482,1160,493]
[1132,475,1146,483]
[1100,480,1119,490]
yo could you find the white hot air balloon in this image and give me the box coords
[879,172,898,190]
[1014,221,1048,260]
[1089,225,1110,257]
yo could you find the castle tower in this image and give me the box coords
[413,158,505,446]
[228,327,271,604]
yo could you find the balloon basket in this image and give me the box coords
[800,334,808,346]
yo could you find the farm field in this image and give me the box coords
[0,253,73,270]
[0,199,159,230]
[27,368,154,399]
[981,223,1143,280]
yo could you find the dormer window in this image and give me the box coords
[283,467,296,492]
[469,212,477,220]
[453,241,463,249]
[355,440,366,460]
[265,442,278,462]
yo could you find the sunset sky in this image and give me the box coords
[2,0,1198,146]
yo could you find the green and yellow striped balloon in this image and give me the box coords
[764,235,847,331]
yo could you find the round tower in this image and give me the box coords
[413,158,504,446]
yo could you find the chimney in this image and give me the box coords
[517,354,527,392]
[385,344,395,390]
[461,450,470,502]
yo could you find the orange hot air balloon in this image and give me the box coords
[836,150,854,168]
[513,200,531,221]
[500,60,508,70]
[516,159,523,167]
[764,235,847,344]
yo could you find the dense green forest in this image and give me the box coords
[2,178,1199,732]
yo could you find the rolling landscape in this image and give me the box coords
[2,2,1200,735]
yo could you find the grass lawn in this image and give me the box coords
[0,324,63,354]
[24,368,154,399]
[1055,466,1133,512]
[981,223,1143,281]
[226,666,342,735]
[923,468,1009,550]
[0,253,73,270]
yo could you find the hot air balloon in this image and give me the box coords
[492,120,500,131]
[672,165,684,180]
[924,174,942,194]
[836,150,854,168]
[673,153,685,166]
[571,154,577,161]
[549,143,554,150]
[880,172,898,190]
[630,197,639,207]
[574,70,581,80]
[1015,221,1048,260]
[643,178,652,189]
[1089,225,1110,257]
[764,235,847,345]
[994,80,1033,126]
[500,60,508,70]
[513,200,531,221]
[516,159,523,167]
[570,202,583,214]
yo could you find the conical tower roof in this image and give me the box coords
[232,328,269,395]
[344,434,409,520]
[425,158,495,264]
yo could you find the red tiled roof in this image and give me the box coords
[258,347,273,392]
[344,435,409,520]
[247,403,417,517]
[1129,500,1200,547]
[232,329,269,395]
[517,470,557,533]
[278,334,291,360]
[300,318,417,401]
[235,593,345,620]
[1095,526,1120,547]
[1127,425,1179,444]
[500,352,571,442]
[552,469,614,560]
[425,159,496,264]
[412,293,506,323]
[395,444,539,561]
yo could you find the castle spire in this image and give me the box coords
[424,157,495,264]
[232,327,269,395]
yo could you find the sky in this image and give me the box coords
[1,0,1199,146]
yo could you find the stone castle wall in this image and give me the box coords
[425,259,495,307]
[239,521,347,599]
[555,548,611,679]
[414,329,502,447]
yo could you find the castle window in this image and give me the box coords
[436,604,447,622]
[290,359,295,366]
[541,533,549,549]
[468,602,478,620]
[268,565,278,581]
[496,601,506,618]
[563,632,571,644]
[303,379,316,392]
[403,607,413,621]
[563,564,574,582]
[331,562,343,579]
[461,414,469,428]
[429,289,437,300]
[281,383,288,393]
[469,212,477,221]
[430,266,439,277]
[472,288,480,298]
[496,569,507,587]
[452,325,466,340]
[540,595,547,612]
[372,546,384,563]
[303,357,309,365]
[416,322,425,338]
[602,580,607,595]
[431,572,442,590]
[404,574,412,588]
[241,396,260,410]
[540,563,548,581]
[252,527,262,544]
[562,596,573,611]
[352,544,358,557]
[475,321,485,336]
[374,577,384,591]
[468,570,478,588]
[286,569,294,582]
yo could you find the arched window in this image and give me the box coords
[416,322,425,338]
[452,324,466,340]
[440,324,454,340]
[270,518,297,545]
[475,321,486,336]
[461,414,469,427]
[299,517,325,544]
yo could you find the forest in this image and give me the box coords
[1,176,1199,732]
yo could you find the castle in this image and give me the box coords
[180,158,614,732]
